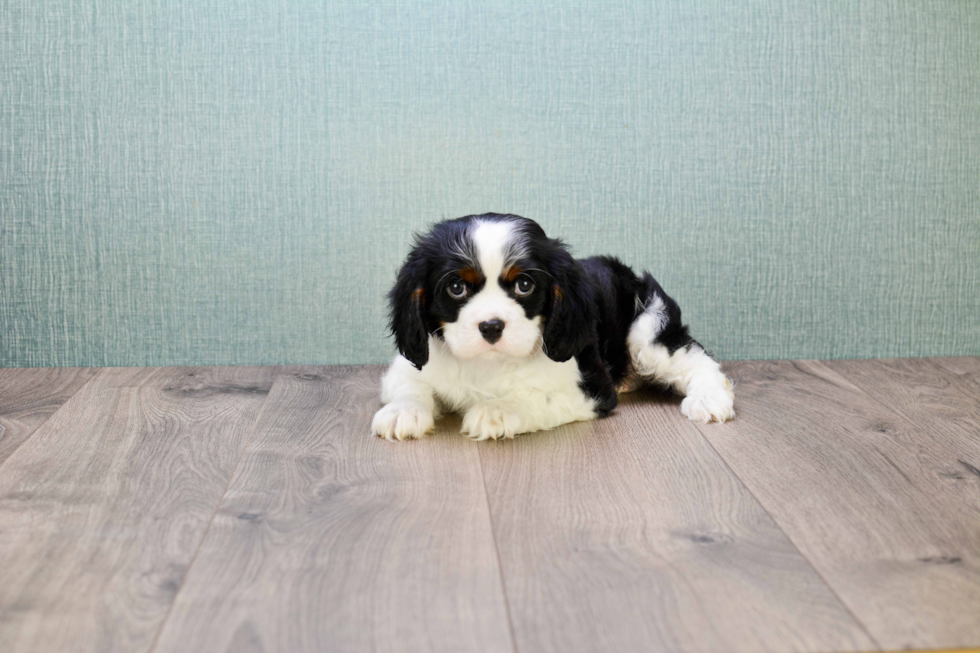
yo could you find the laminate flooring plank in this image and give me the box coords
[693,360,980,651]
[152,366,514,653]
[0,365,277,653]
[823,357,980,500]
[931,356,980,378]
[0,367,99,467]
[478,387,876,653]
[929,356,980,401]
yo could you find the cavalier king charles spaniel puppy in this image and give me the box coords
[372,213,734,441]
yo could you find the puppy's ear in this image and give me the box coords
[542,240,595,362]
[388,247,430,369]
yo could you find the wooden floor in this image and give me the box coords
[0,359,978,653]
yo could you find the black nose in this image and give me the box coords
[478,319,505,344]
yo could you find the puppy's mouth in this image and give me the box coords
[455,341,513,360]
[477,338,541,359]
[471,342,507,357]
[479,348,506,359]
[443,320,541,360]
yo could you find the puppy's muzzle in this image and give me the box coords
[478,319,505,344]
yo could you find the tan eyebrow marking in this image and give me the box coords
[502,264,523,283]
[553,284,563,302]
[412,287,425,304]
[458,267,482,284]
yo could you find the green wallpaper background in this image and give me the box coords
[2,1,978,368]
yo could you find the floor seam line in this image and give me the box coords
[145,365,282,653]
[477,444,521,653]
[0,367,103,474]
[689,409,883,651]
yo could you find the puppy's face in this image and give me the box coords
[434,219,547,359]
[389,214,594,369]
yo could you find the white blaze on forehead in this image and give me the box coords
[472,219,519,281]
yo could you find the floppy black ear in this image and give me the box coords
[542,240,595,362]
[388,247,430,369]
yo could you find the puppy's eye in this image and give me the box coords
[514,276,534,297]
[447,279,468,299]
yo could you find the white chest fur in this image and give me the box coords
[422,337,594,415]
[375,336,598,440]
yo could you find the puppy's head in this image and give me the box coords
[388,214,595,369]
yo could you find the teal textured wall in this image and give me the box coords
[2,1,978,368]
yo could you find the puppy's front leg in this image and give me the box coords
[461,401,527,441]
[461,389,600,441]
[372,356,437,441]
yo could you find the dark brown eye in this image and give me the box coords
[514,276,534,297]
[447,279,468,299]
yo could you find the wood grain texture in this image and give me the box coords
[931,356,980,377]
[694,360,980,651]
[830,357,980,419]
[0,365,276,653]
[930,356,980,400]
[152,366,514,653]
[823,357,980,504]
[0,367,98,466]
[478,387,875,653]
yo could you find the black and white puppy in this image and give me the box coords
[372,213,734,441]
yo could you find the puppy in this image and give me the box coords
[372,213,734,441]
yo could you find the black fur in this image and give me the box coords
[532,235,597,364]
[387,245,431,369]
[638,272,699,355]
[388,217,483,369]
[574,343,618,414]
[387,213,700,409]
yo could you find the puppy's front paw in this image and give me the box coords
[372,402,435,441]
[461,403,525,441]
[680,382,735,424]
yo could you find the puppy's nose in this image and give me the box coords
[478,319,505,344]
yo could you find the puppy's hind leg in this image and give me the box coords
[627,287,734,423]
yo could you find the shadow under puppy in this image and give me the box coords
[373,213,734,441]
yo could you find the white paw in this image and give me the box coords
[461,403,525,441]
[681,382,735,424]
[371,402,435,441]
